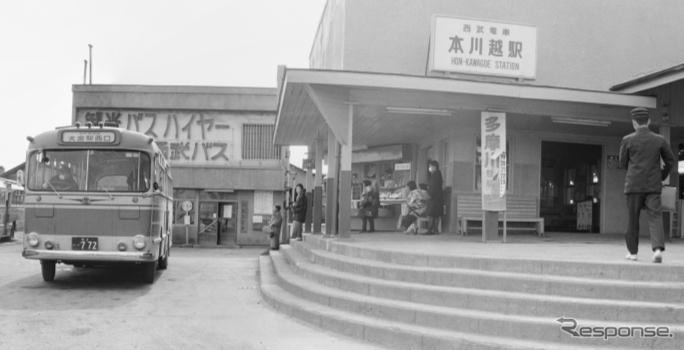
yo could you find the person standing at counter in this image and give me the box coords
[360,180,379,232]
[427,160,443,235]
[396,181,413,230]
[291,183,307,241]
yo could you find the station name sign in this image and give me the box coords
[429,16,537,79]
[60,130,119,145]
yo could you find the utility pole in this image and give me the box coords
[88,44,93,84]
[83,59,88,85]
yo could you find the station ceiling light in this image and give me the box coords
[550,116,611,127]
[385,106,453,116]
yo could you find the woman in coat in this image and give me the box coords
[291,183,307,241]
[427,160,443,234]
[360,180,379,232]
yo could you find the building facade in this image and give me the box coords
[275,0,684,237]
[72,85,285,246]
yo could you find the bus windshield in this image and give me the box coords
[27,149,151,193]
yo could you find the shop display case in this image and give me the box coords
[349,144,413,230]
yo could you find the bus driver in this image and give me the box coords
[45,165,78,191]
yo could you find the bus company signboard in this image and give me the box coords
[74,110,255,166]
[429,16,537,79]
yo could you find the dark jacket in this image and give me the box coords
[428,170,443,217]
[360,187,379,218]
[292,193,308,222]
[269,210,283,232]
[619,127,676,194]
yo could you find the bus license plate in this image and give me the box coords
[72,237,99,251]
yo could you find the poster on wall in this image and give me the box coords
[576,200,592,231]
[481,111,507,211]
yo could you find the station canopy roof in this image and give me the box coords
[274,69,656,149]
[611,62,684,93]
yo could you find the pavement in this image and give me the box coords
[324,231,684,265]
[5,229,681,349]
[0,232,382,350]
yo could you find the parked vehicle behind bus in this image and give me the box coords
[22,123,173,283]
[0,178,24,241]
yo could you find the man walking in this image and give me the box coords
[619,107,676,263]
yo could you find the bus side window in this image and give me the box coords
[163,170,168,195]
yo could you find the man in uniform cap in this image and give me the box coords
[619,107,675,263]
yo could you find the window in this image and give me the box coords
[242,124,281,160]
[27,150,151,192]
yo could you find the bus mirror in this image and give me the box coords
[39,151,49,164]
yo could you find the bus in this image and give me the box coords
[22,123,173,283]
[0,178,24,241]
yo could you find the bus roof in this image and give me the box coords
[27,125,162,155]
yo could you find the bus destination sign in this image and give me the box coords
[60,130,119,145]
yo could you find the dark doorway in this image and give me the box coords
[198,202,218,246]
[217,202,238,246]
[540,142,601,233]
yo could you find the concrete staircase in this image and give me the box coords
[258,235,684,349]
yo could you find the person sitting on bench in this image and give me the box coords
[402,182,430,234]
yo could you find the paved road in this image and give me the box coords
[0,238,379,350]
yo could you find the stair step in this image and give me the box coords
[259,255,604,350]
[302,235,684,281]
[282,243,684,323]
[270,249,682,349]
[292,241,684,303]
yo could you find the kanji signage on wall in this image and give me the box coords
[481,111,507,211]
[430,16,537,79]
[75,110,240,165]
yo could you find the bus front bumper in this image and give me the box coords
[22,249,156,262]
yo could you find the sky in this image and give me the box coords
[0,0,325,172]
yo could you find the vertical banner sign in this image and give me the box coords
[481,112,507,211]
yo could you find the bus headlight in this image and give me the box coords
[44,241,54,250]
[132,235,146,250]
[117,242,128,251]
[27,232,40,247]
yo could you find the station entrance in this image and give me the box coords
[540,141,602,233]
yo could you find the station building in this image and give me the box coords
[274,0,684,238]
[72,85,285,247]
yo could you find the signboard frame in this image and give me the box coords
[59,130,120,146]
[428,15,538,80]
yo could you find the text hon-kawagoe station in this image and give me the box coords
[273,12,684,241]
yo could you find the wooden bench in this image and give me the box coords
[457,194,544,236]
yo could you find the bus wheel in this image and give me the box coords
[142,261,157,284]
[158,245,169,270]
[41,260,56,282]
